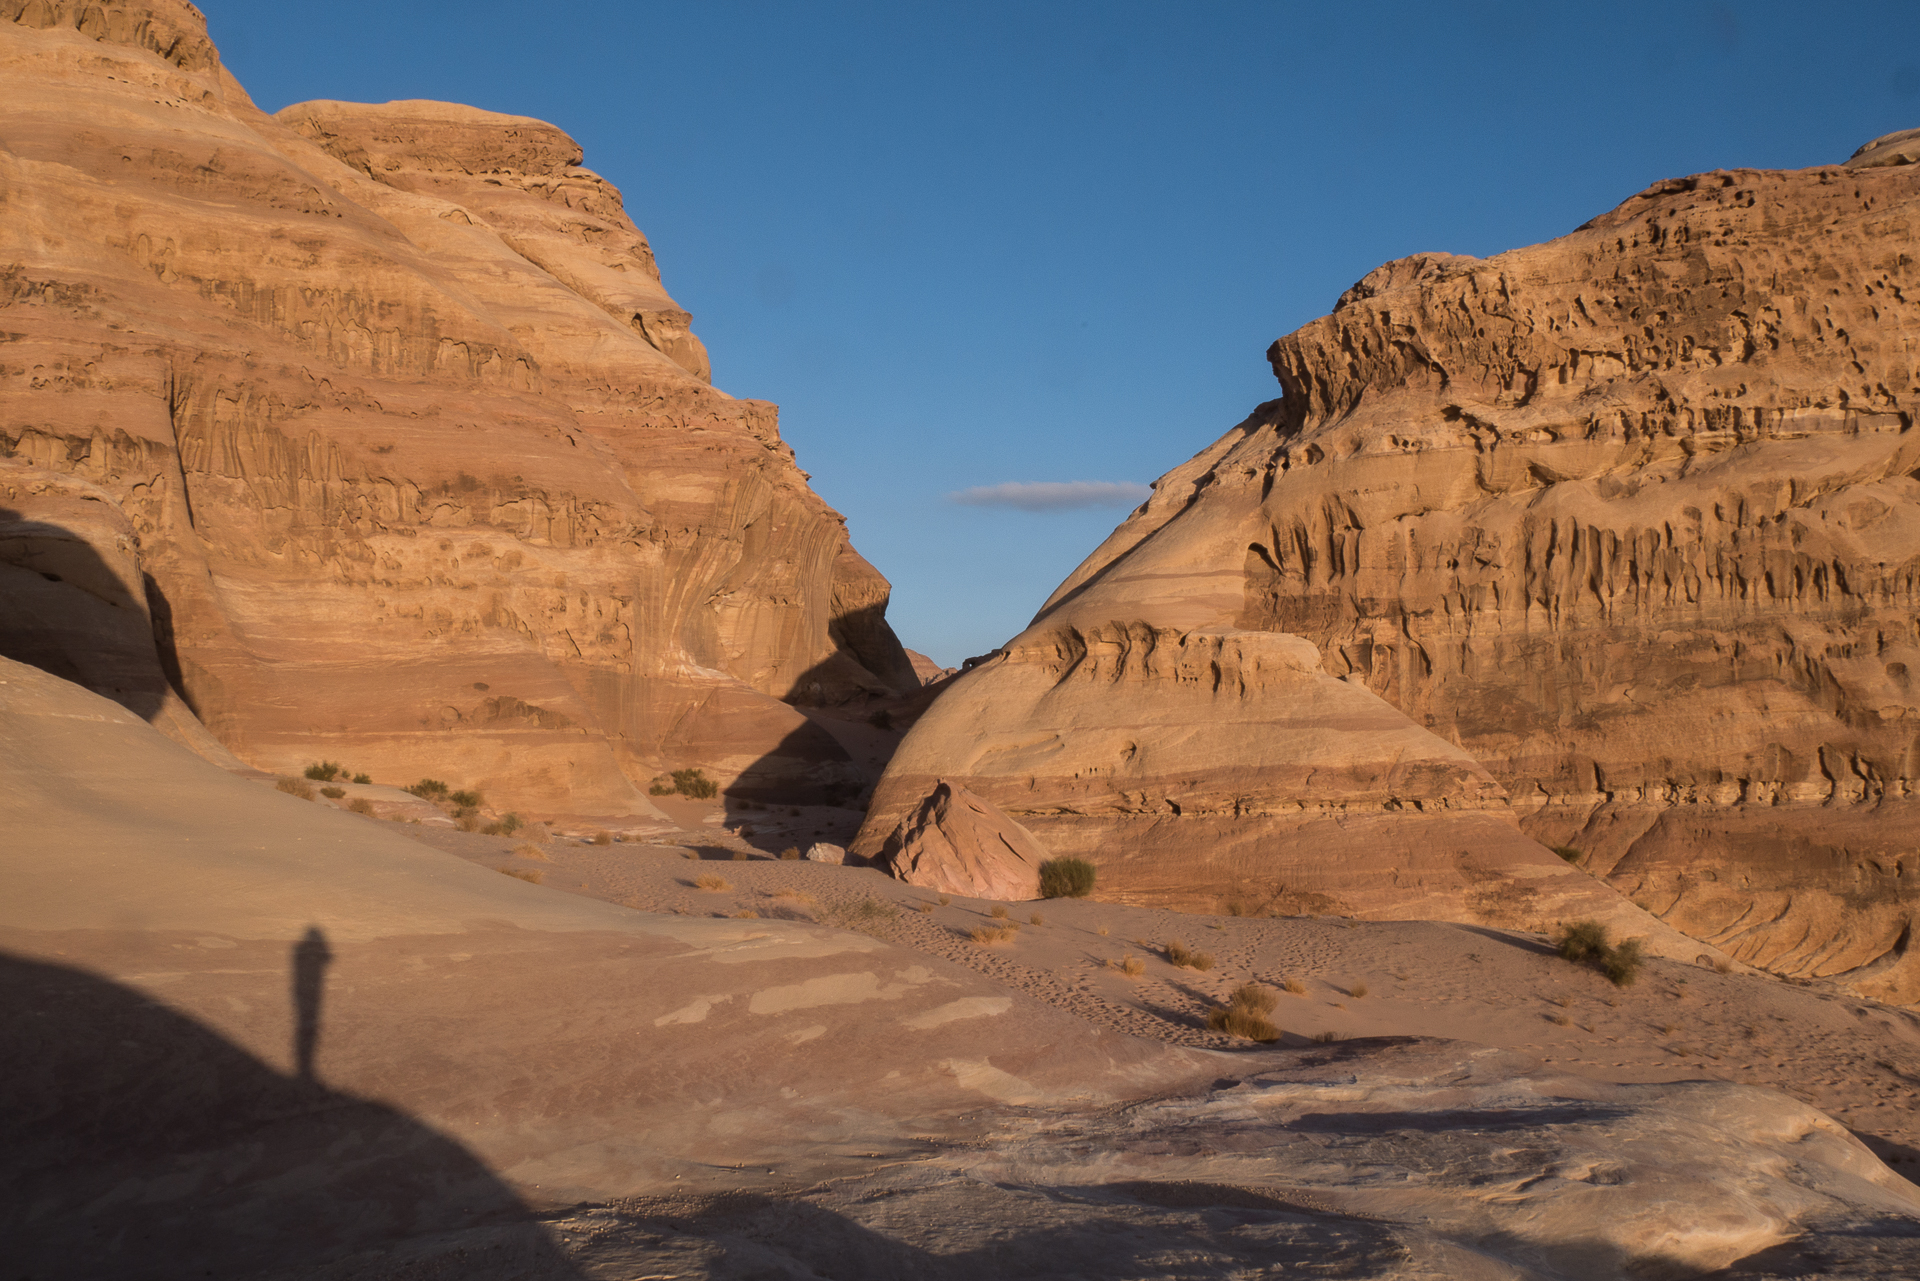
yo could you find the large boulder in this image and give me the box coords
[876,779,1049,900]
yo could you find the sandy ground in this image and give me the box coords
[388,806,1920,1180]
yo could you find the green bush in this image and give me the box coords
[319,786,345,799]
[1551,845,1583,864]
[1037,856,1097,899]
[482,814,522,837]
[304,761,344,782]
[1555,919,1645,987]
[671,768,718,800]
[351,772,372,785]
[449,788,483,809]
[648,781,675,796]
[406,778,450,800]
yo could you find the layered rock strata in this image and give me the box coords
[869,155,1920,998]
[0,1,914,814]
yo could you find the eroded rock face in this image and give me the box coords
[874,159,1920,997]
[876,779,1049,900]
[0,3,913,813]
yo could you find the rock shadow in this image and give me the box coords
[0,947,583,1281]
[0,507,185,723]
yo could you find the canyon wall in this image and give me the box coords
[862,155,1920,997]
[0,1,915,813]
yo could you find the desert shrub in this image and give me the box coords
[1555,919,1645,987]
[826,899,898,934]
[694,874,731,892]
[1556,919,1611,964]
[351,772,371,785]
[1038,857,1097,899]
[1096,923,1110,936]
[348,798,375,815]
[1113,954,1145,978]
[1029,913,1044,926]
[500,868,542,884]
[592,830,613,846]
[648,781,675,796]
[990,904,1009,920]
[733,909,759,919]
[513,843,549,861]
[1551,845,1583,864]
[780,846,801,860]
[671,768,718,799]
[1229,983,1278,1014]
[1350,981,1369,999]
[915,900,936,913]
[1547,1012,1573,1026]
[1165,941,1215,971]
[731,848,749,861]
[275,777,316,801]
[938,895,951,906]
[775,887,817,906]
[456,815,483,832]
[868,708,893,730]
[969,925,1019,945]
[494,813,522,834]
[319,786,345,799]
[1312,1030,1341,1044]
[303,761,343,782]
[449,789,483,809]
[1207,1002,1280,1042]
[1282,978,1307,995]
[407,778,450,800]
[1602,938,1645,987]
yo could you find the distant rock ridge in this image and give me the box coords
[862,153,1920,1000]
[0,1,916,813]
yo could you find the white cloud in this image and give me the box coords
[947,480,1152,512]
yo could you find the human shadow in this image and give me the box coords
[0,507,186,723]
[291,925,333,1080]
[0,948,584,1281]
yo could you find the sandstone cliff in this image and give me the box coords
[863,152,1920,999]
[0,1,915,813]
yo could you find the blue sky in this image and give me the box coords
[199,1,1920,666]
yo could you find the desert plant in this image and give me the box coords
[915,900,936,913]
[731,848,749,861]
[1282,978,1307,995]
[1551,845,1583,864]
[1038,856,1097,899]
[1601,938,1645,987]
[868,708,893,730]
[989,903,1009,920]
[1097,923,1110,936]
[500,868,542,884]
[351,772,371,785]
[303,761,344,782]
[449,788,483,809]
[733,909,760,919]
[671,768,718,800]
[592,830,613,846]
[1029,913,1044,926]
[1556,919,1612,964]
[275,777,316,801]
[407,778,450,800]
[648,781,675,796]
[320,786,345,799]
[1115,954,1145,978]
[780,846,801,860]
[827,899,898,933]
[1547,1012,1573,1026]
[938,895,951,906]
[348,798,375,815]
[694,874,731,891]
[1229,983,1278,1014]
[1165,941,1215,971]
[1312,1030,1341,1044]
[513,843,549,861]
[1207,1001,1280,1042]
[969,925,1019,944]
[1349,981,1369,999]
[456,815,483,832]
[775,887,818,906]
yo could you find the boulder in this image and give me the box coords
[876,780,1048,900]
[803,842,847,864]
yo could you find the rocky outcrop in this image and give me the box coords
[0,2,914,813]
[876,779,1049,900]
[869,153,1920,998]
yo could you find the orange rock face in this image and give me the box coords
[875,780,1049,901]
[0,2,914,814]
[869,156,1920,998]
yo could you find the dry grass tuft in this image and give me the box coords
[456,815,484,832]
[1547,1012,1573,1026]
[1312,1030,1341,1044]
[780,846,801,860]
[320,786,346,799]
[915,900,937,914]
[1096,923,1110,936]
[968,924,1019,945]
[1110,954,1145,978]
[731,848,750,861]
[733,909,759,919]
[275,777,317,801]
[1282,978,1307,995]
[990,904,1009,920]
[1713,956,1734,975]
[694,874,731,892]
[514,843,550,861]
[500,867,543,884]
[774,886,817,905]
[1229,983,1278,1013]
[592,830,613,846]
[348,798,375,816]
[681,848,700,860]
[1349,981,1369,999]
[1164,941,1215,971]
[1029,913,1045,926]
[937,894,951,906]
[1207,1000,1281,1042]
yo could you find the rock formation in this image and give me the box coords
[874,779,1049,900]
[0,1,915,816]
[864,148,1920,999]
[10,654,1920,1278]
